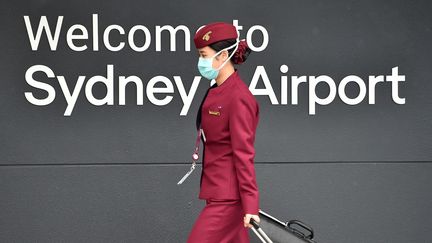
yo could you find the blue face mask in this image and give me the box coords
[197,40,239,80]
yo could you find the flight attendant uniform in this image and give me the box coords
[187,22,260,243]
[187,73,260,242]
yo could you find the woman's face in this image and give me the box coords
[198,46,228,70]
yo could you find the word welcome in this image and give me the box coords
[23,14,269,52]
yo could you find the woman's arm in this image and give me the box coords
[229,93,260,216]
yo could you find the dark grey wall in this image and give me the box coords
[1,0,431,242]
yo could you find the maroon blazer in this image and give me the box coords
[197,70,260,215]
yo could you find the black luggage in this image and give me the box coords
[250,209,316,243]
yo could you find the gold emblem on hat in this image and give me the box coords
[203,31,212,41]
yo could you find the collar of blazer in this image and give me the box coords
[208,70,239,95]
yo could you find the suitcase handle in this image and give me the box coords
[250,218,260,229]
[287,219,314,239]
[250,218,274,243]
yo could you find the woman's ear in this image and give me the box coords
[221,50,229,61]
[215,50,228,61]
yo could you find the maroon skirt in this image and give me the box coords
[187,199,250,243]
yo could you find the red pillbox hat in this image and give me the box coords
[194,22,238,49]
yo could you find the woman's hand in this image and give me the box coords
[243,214,260,228]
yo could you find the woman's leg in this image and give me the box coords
[187,199,250,243]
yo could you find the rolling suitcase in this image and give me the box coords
[250,209,316,243]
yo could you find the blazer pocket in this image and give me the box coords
[207,105,223,117]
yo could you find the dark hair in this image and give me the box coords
[208,38,251,64]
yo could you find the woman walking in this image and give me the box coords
[187,22,261,243]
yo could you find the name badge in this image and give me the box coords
[208,110,220,116]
